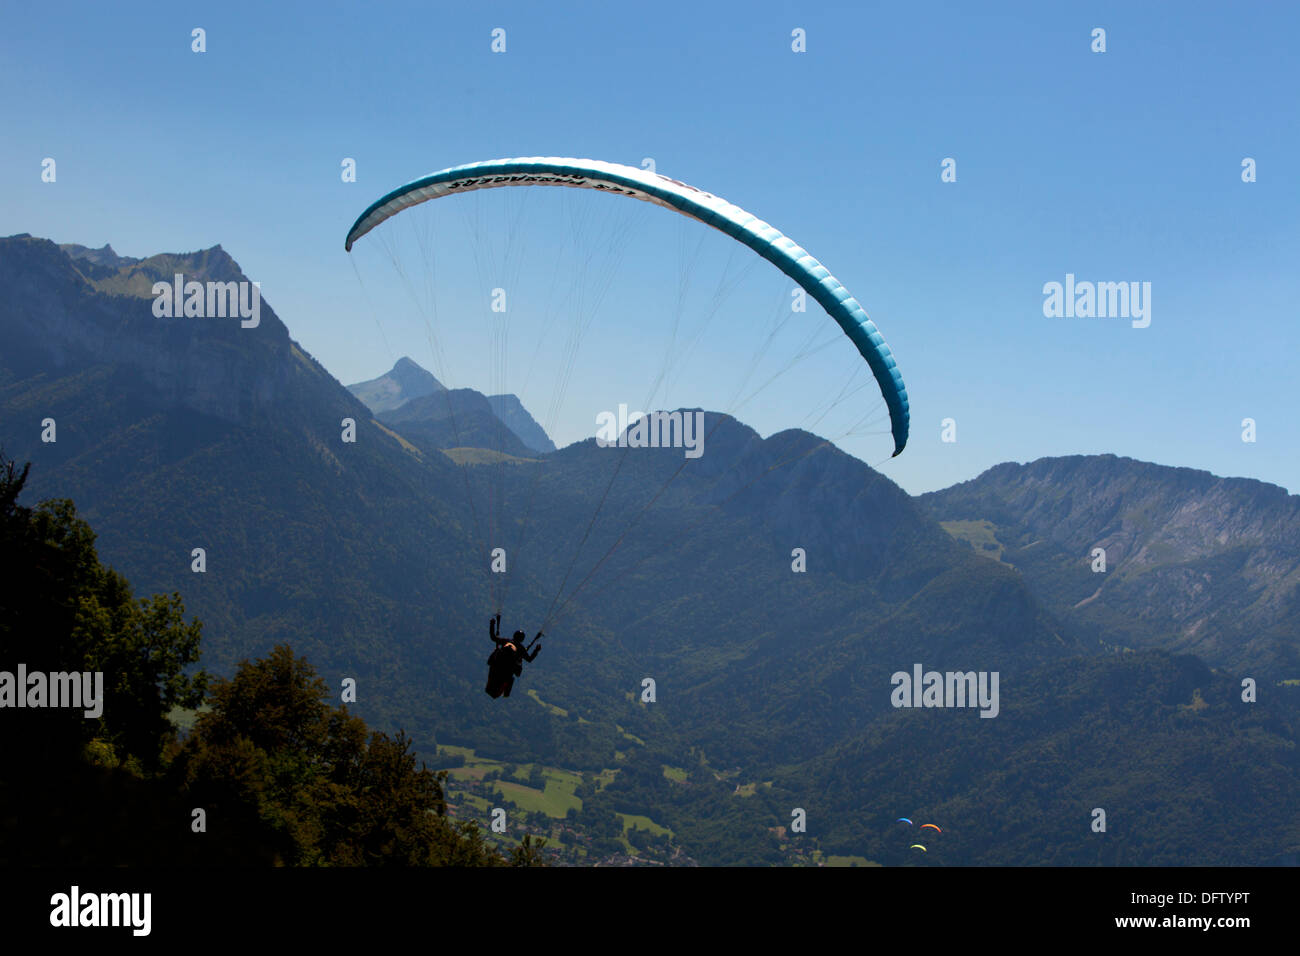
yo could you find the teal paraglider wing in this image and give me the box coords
[345,157,910,457]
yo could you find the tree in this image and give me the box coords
[174,644,507,865]
[510,833,549,866]
[0,451,206,769]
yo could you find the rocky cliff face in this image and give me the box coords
[486,393,555,453]
[0,234,362,429]
[59,242,140,273]
[378,387,536,458]
[921,455,1300,673]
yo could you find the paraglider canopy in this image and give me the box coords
[345,157,910,457]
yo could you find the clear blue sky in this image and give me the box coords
[4,1,1297,494]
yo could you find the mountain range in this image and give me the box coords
[921,457,1300,675]
[2,234,1296,865]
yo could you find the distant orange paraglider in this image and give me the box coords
[920,823,942,833]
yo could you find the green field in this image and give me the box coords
[442,447,538,466]
[492,768,584,817]
[439,743,507,781]
[437,746,595,819]
[456,793,491,813]
[939,519,1009,563]
[617,813,672,838]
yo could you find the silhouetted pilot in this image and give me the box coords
[485,612,541,698]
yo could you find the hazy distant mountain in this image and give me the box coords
[349,357,555,454]
[347,356,443,413]
[920,455,1300,675]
